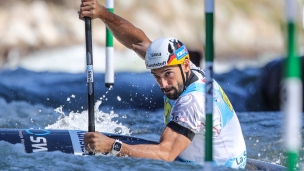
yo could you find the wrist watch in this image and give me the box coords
[111,139,122,156]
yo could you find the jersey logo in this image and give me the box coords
[219,86,233,111]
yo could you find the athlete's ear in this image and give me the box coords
[183,59,191,72]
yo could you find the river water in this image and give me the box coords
[0,46,303,170]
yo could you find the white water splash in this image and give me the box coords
[45,100,131,135]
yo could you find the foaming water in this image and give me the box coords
[45,101,131,135]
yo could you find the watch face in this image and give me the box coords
[113,142,122,151]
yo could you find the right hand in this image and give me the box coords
[78,0,105,20]
[84,131,115,153]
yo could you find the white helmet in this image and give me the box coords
[145,37,190,69]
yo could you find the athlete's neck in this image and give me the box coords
[184,71,198,89]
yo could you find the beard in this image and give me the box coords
[161,82,184,100]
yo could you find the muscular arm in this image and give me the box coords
[99,10,151,59]
[85,126,191,161]
[79,0,151,59]
[120,126,191,161]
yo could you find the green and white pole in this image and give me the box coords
[204,0,214,170]
[105,0,114,88]
[283,0,302,170]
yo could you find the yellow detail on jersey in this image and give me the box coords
[164,97,172,124]
[219,86,233,111]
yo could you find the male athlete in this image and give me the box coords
[79,0,247,168]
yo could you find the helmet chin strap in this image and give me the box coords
[178,64,189,91]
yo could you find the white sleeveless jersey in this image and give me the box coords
[163,65,247,169]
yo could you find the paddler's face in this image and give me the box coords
[151,65,185,100]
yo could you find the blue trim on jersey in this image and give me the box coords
[213,83,234,128]
[164,79,235,128]
[181,82,205,96]
[224,150,247,169]
[165,82,205,105]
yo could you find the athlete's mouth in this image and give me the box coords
[162,87,174,93]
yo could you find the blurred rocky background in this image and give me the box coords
[0,0,303,69]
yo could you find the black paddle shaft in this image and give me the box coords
[85,17,95,133]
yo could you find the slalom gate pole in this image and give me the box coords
[85,17,95,152]
[105,0,114,88]
[204,0,214,170]
[283,0,302,170]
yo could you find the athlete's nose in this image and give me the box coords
[158,77,169,88]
